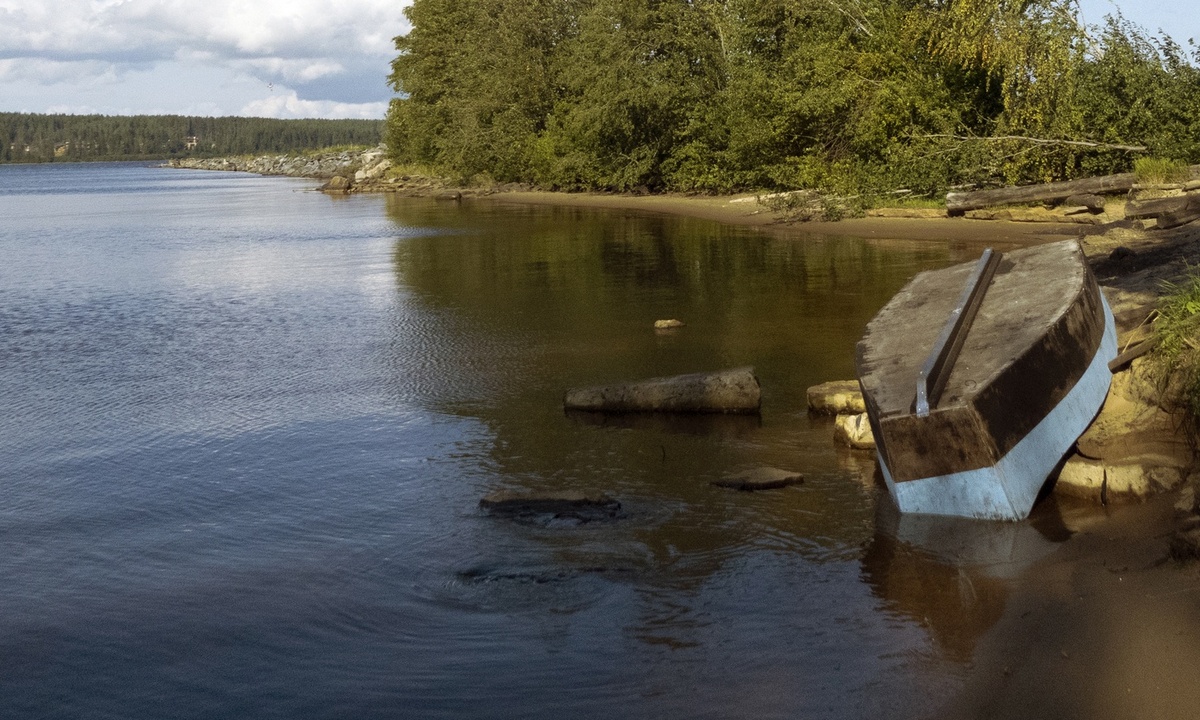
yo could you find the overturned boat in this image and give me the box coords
[856,240,1116,521]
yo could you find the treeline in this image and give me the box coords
[1,113,383,163]
[386,0,1200,197]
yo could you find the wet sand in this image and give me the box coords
[486,190,1085,244]
[932,497,1200,720]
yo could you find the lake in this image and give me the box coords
[0,162,1032,718]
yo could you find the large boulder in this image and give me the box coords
[807,380,866,415]
[320,175,352,194]
[563,366,761,414]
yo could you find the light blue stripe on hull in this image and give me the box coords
[878,295,1118,521]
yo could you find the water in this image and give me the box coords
[0,162,1025,718]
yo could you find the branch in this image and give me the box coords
[918,134,1147,153]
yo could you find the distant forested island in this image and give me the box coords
[386,0,1200,199]
[1,113,383,163]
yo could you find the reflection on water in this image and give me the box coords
[863,497,1074,661]
[0,165,1057,719]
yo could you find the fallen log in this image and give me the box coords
[563,366,761,414]
[1157,195,1200,229]
[1125,194,1193,220]
[1063,193,1106,213]
[945,173,1136,215]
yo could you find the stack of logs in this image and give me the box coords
[945,167,1200,230]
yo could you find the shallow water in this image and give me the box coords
[1,162,1041,718]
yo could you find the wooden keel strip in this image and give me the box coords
[915,248,1001,417]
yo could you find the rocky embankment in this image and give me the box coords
[170,148,371,178]
[168,145,526,198]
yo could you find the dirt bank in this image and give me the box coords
[481,190,1086,244]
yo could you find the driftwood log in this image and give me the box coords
[1125,194,1195,220]
[1157,194,1200,229]
[945,174,1136,215]
[563,366,761,414]
[1063,193,1106,213]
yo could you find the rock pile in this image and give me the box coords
[1055,354,1196,504]
[169,148,367,178]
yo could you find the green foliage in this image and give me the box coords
[1,113,382,163]
[386,0,1200,197]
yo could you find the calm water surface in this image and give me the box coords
[1,162,1036,718]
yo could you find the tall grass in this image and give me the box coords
[1134,157,1190,185]
[1154,272,1200,436]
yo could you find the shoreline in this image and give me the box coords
[483,190,1086,244]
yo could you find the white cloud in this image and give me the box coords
[240,90,389,120]
[0,0,412,117]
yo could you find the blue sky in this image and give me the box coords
[1077,0,1199,43]
[0,0,1194,119]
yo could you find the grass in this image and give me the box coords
[1134,157,1190,185]
[1153,271,1200,435]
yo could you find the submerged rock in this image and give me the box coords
[479,490,622,523]
[711,467,804,491]
[807,380,866,415]
[563,366,761,414]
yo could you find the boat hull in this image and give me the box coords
[877,295,1115,519]
[856,240,1117,521]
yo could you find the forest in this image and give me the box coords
[386,0,1200,200]
[1,114,383,163]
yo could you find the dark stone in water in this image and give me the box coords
[459,565,635,585]
[480,490,623,523]
[711,467,805,491]
[563,366,761,414]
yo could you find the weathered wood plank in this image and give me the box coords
[945,174,1137,215]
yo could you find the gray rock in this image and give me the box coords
[321,175,352,193]
[807,380,866,415]
[563,366,761,414]
[712,467,804,491]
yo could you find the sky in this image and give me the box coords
[0,0,1195,120]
